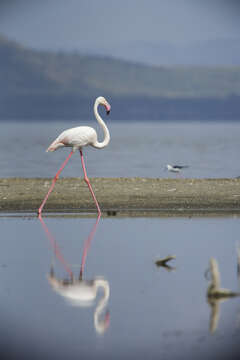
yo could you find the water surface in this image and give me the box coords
[1,120,240,178]
[1,215,240,359]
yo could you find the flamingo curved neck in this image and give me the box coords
[92,99,110,149]
[94,279,110,333]
[94,279,110,300]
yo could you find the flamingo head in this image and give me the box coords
[97,96,111,115]
[102,310,110,333]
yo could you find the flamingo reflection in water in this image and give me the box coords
[39,214,110,334]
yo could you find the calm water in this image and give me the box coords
[0,215,240,359]
[1,119,240,358]
[1,120,240,178]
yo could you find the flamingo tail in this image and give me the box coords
[46,139,64,152]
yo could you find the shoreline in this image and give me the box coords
[1,177,240,216]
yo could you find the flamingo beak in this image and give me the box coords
[104,311,110,329]
[105,103,111,115]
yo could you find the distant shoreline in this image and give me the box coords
[1,177,240,216]
[1,34,240,122]
[1,95,240,121]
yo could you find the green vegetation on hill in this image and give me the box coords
[0,34,240,120]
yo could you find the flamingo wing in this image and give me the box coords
[47,126,97,152]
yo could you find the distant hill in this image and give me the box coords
[0,35,240,120]
[107,38,240,67]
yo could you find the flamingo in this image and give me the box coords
[39,214,110,334]
[48,273,110,334]
[38,96,111,217]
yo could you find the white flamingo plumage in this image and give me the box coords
[38,96,111,216]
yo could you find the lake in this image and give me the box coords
[0,120,240,178]
[0,214,240,359]
[1,119,240,358]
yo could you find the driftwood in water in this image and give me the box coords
[207,258,240,298]
[207,257,240,333]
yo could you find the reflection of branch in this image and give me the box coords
[206,257,240,334]
[207,297,221,334]
[155,255,176,271]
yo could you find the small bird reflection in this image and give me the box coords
[39,214,110,335]
[206,257,240,334]
[155,255,176,272]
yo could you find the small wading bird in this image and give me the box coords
[166,164,189,173]
[38,96,111,217]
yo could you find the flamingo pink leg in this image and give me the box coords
[38,151,74,216]
[79,213,101,279]
[38,215,73,278]
[79,149,101,216]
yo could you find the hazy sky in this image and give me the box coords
[0,0,240,52]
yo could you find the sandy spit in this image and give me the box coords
[1,177,240,216]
